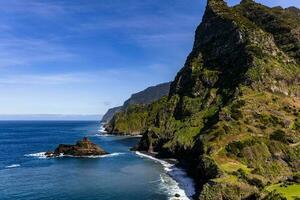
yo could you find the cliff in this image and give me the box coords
[101,82,171,123]
[102,82,171,127]
[122,82,171,108]
[101,106,122,123]
[109,0,300,199]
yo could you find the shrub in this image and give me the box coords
[263,191,287,200]
[270,130,288,144]
[247,177,264,188]
[226,139,260,157]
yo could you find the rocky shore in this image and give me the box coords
[45,137,108,157]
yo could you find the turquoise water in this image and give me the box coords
[0,121,180,200]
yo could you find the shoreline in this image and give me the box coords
[99,124,195,199]
[97,127,143,138]
[135,151,195,200]
[98,123,143,138]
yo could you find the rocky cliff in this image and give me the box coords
[101,106,122,123]
[101,82,171,123]
[123,82,171,108]
[109,0,300,199]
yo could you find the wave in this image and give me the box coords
[94,133,143,138]
[135,151,195,200]
[5,164,21,168]
[93,133,113,137]
[24,152,125,159]
[62,152,125,158]
[98,152,125,158]
[135,151,173,171]
[98,125,107,133]
[24,152,48,159]
[130,134,143,138]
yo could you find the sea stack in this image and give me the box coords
[46,137,108,157]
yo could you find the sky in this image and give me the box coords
[0,0,298,116]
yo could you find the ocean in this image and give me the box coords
[0,121,194,200]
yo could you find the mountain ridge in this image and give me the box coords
[101,82,171,123]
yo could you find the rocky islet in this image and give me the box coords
[45,137,108,157]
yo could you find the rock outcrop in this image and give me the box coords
[46,137,108,157]
[108,0,300,199]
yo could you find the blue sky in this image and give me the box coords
[0,0,298,115]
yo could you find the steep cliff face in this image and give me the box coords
[236,0,300,63]
[110,0,300,198]
[101,106,122,123]
[101,82,171,123]
[123,82,171,108]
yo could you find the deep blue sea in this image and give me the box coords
[0,121,192,200]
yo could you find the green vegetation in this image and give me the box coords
[107,0,300,199]
[220,161,252,174]
[266,184,300,200]
[270,130,289,144]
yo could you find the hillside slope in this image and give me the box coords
[101,106,122,123]
[123,82,171,108]
[101,82,171,123]
[108,0,300,199]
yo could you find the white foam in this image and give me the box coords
[136,151,173,171]
[5,164,20,168]
[98,125,107,133]
[24,152,48,159]
[135,151,195,200]
[62,152,125,158]
[99,152,125,158]
[94,133,113,137]
[24,152,125,159]
[94,133,142,138]
[131,134,143,138]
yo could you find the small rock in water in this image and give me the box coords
[45,137,108,157]
[175,193,180,197]
[45,151,54,157]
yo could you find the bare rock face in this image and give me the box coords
[46,137,108,157]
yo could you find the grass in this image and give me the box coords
[214,175,238,184]
[266,184,300,200]
[220,161,252,174]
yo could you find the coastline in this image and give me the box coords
[135,151,195,200]
[98,124,143,138]
[98,124,195,199]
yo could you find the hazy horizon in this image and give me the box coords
[0,114,102,121]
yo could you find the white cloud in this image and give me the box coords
[0,0,67,17]
[0,37,74,67]
[0,64,167,85]
[0,73,95,85]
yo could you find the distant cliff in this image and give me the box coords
[101,106,122,123]
[101,82,171,123]
[122,82,171,108]
[107,0,300,199]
